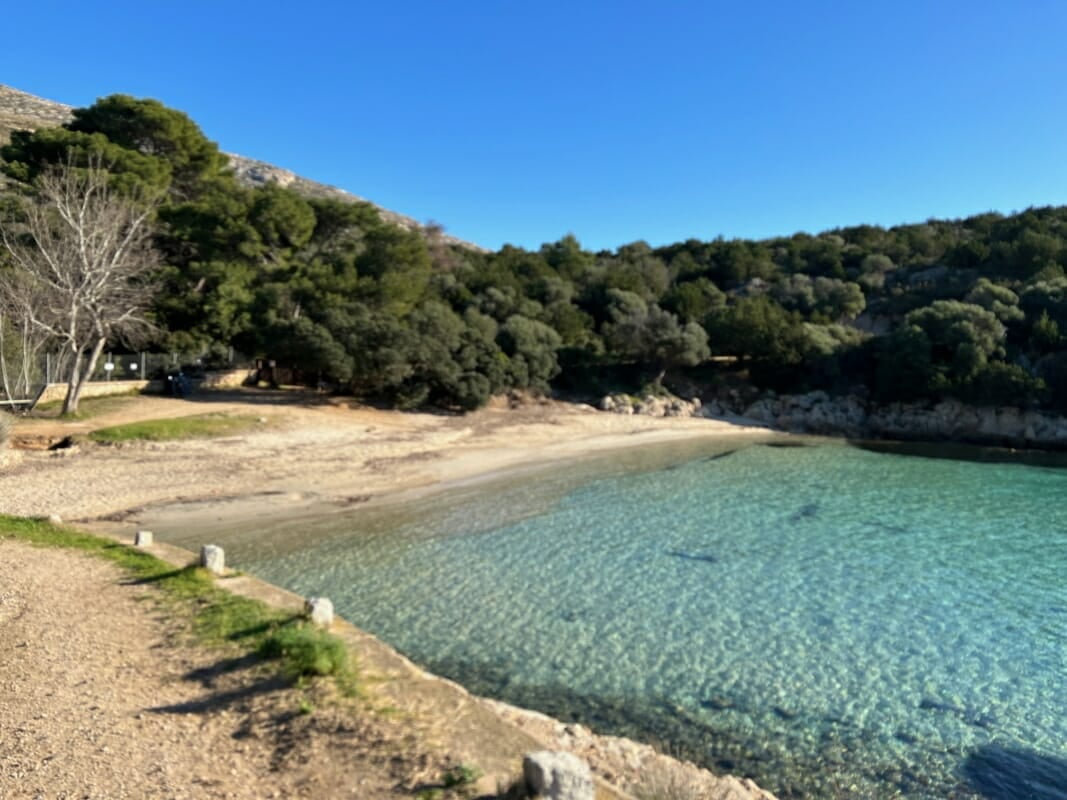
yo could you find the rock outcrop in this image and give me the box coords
[597,384,1067,449]
[599,393,702,418]
[736,391,1067,449]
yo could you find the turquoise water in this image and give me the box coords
[157,441,1067,798]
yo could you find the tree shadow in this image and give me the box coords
[178,387,334,408]
[960,743,1067,800]
[121,567,191,585]
[183,653,265,685]
[147,674,289,715]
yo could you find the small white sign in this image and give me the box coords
[103,362,115,372]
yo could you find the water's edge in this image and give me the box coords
[90,520,776,800]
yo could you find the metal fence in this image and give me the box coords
[87,349,250,381]
[1,348,252,403]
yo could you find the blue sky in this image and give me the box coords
[5,1,1067,251]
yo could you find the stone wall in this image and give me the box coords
[37,380,162,406]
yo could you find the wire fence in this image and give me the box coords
[1,348,252,403]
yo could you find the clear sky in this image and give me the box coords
[4,1,1067,251]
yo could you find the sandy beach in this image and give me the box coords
[0,391,774,523]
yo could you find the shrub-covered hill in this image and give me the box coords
[2,87,1067,414]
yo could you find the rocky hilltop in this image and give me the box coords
[0,83,481,250]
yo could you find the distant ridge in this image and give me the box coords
[0,83,482,251]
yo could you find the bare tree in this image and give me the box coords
[0,302,56,401]
[0,155,161,414]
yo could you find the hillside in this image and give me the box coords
[0,83,481,250]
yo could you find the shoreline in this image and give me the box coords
[66,522,777,800]
[0,393,783,799]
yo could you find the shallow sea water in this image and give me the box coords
[153,440,1067,798]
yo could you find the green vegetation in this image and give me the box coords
[259,623,349,680]
[88,413,263,442]
[34,392,141,420]
[4,93,1067,412]
[0,515,356,689]
[442,764,484,789]
[414,764,486,800]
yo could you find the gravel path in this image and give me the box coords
[0,541,441,799]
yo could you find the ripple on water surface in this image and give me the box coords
[161,440,1067,798]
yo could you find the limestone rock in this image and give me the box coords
[47,514,63,525]
[523,751,593,800]
[134,530,153,547]
[304,596,334,627]
[200,545,225,575]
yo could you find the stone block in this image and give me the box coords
[200,544,225,575]
[523,751,593,800]
[304,596,334,627]
[134,530,153,547]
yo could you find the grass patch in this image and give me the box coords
[0,514,356,690]
[89,413,264,443]
[260,623,350,679]
[33,392,141,420]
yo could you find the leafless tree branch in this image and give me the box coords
[0,152,162,413]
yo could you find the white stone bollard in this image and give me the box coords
[200,544,225,575]
[134,530,154,547]
[523,751,594,800]
[47,514,63,525]
[304,597,334,627]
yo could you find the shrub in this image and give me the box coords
[442,764,483,789]
[259,623,349,680]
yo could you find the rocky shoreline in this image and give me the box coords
[600,390,1067,451]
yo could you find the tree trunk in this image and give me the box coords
[62,337,106,415]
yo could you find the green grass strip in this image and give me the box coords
[89,413,263,443]
[34,392,141,420]
[0,515,355,688]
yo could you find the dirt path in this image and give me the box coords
[0,541,455,799]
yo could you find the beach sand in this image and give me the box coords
[1,391,773,523]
